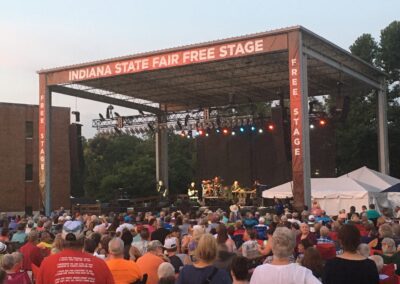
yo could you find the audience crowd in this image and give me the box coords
[0,201,398,283]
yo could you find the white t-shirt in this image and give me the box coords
[250,263,321,284]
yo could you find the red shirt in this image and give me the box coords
[37,249,114,284]
[19,241,44,270]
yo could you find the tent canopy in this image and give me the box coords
[262,177,381,199]
[340,166,400,190]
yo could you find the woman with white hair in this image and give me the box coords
[376,237,400,275]
[250,227,321,284]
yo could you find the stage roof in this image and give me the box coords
[38,26,385,113]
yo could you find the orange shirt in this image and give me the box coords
[106,258,142,284]
[136,253,164,284]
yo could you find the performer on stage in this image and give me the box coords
[212,176,222,197]
[157,180,168,198]
[187,182,198,202]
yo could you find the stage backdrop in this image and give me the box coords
[195,107,335,189]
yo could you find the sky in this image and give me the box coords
[0,0,398,138]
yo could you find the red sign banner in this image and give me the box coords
[38,75,46,207]
[288,32,305,209]
[46,34,288,85]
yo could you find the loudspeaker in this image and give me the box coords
[25,206,33,216]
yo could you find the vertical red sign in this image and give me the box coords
[38,75,46,207]
[288,32,305,210]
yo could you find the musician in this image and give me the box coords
[187,182,198,202]
[157,180,168,198]
[212,176,222,197]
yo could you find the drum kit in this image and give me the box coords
[201,177,256,204]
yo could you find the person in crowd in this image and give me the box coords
[0,229,9,243]
[254,218,268,240]
[19,230,44,270]
[316,226,334,244]
[377,237,400,275]
[164,237,183,274]
[11,223,27,244]
[241,228,260,259]
[151,220,170,245]
[216,224,236,253]
[132,227,150,256]
[301,247,324,280]
[323,224,379,284]
[106,237,142,284]
[1,253,31,284]
[36,220,114,284]
[296,239,314,263]
[296,223,317,248]
[136,240,165,284]
[214,243,236,273]
[367,204,381,224]
[157,262,175,284]
[250,227,320,284]
[369,223,393,250]
[231,256,249,284]
[177,233,231,284]
[357,243,370,258]
[369,255,390,281]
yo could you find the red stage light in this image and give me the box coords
[222,128,229,135]
[198,129,204,136]
[319,119,327,126]
[267,124,275,131]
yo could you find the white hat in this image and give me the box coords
[0,242,7,253]
[164,237,177,250]
[62,221,84,241]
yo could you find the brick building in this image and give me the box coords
[0,103,71,213]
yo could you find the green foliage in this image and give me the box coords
[338,20,400,178]
[82,133,196,202]
[378,21,400,82]
[349,33,379,64]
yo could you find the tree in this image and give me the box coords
[378,21,400,82]
[82,132,196,202]
[349,33,379,64]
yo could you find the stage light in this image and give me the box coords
[180,131,186,137]
[258,128,264,134]
[319,119,327,126]
[310,124,315,129]
[267,123,275,131]
[216,128,220,133]
[187,130,193,139]
[231,131,236,136]
[251,126,256,131]
[198,129,204,136]
[222,128,229,135]
[240,127,245,133]
[205,133,209,137]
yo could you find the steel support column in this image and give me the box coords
[155,121,169,190]
[288,31,311,210]
[378,79,389,174]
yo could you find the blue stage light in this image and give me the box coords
[240,127,244,132]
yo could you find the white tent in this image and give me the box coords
[341,166,400,207]
[262,177,382,215]
[340,166,400,189]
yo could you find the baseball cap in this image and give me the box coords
[0,242,7,253]
[164,238,177,250]
[62,221,84,241]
